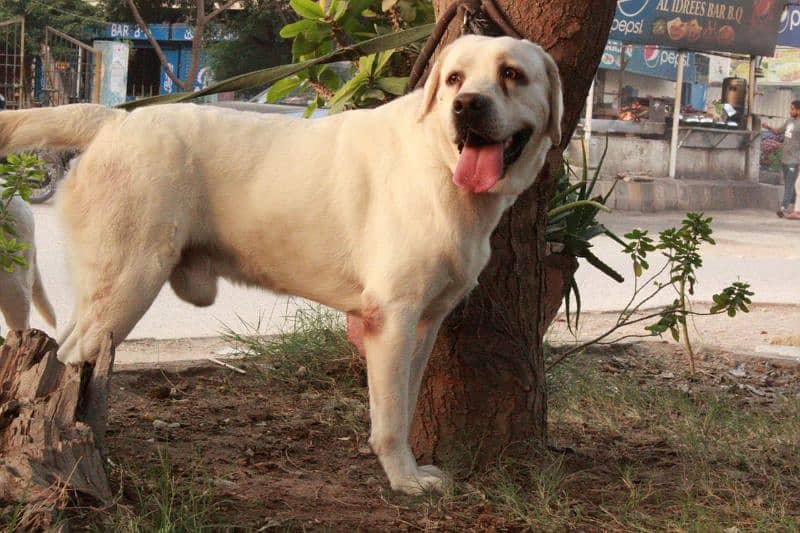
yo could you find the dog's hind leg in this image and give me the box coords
[58,256,177,365]
[56,154,191,364]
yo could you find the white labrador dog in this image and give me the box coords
[0,196,56,334]
[0,35,562,494]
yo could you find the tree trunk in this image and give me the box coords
[410,0,617,463]
[0,330,115,530]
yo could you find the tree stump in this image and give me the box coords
[0,329,114,530]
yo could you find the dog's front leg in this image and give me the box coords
[408,316,445,429]
[363,302,446,494]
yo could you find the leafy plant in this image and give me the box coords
[0,153,46,344]
[0,153,47,273]
[632,214,753,373]
[265,0,434,112]
[550,214,754,374]
[120,23,434,111]
[547,138,625,331]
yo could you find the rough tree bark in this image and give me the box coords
[410,0,617,462]
[0,330,115,530]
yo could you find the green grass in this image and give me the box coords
[476,361,800,531]
[221,302,363,391]
[0,502,26,532]
[78,449,230,532]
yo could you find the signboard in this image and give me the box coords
[610,0,783,56]
[777,6,800,48]
[171,24,195,42]
[92,23,235,43]
[732,47,800,84]
[94,23,170,41]
[172,24,236,42]
[599,40,696,82]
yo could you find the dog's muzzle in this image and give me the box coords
[450,93,534,194]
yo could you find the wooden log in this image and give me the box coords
[0,329,114,529]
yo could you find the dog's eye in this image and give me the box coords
[446,72,462,86]
[501,66,524,82]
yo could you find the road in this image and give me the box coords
[575,209,799,311]
[19,204,800,343]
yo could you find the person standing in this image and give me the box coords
[765,100,800,217]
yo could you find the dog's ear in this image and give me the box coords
[542,51,564,147]
[418,46,450,121]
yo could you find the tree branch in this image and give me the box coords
[205,0,240,23]
[546,309,673,372]
[126,0,189,90]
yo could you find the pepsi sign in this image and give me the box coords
[777,6,800,48]
[599,40,696,82]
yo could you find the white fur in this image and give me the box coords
[0,196,57,334]
[0,35,562,494]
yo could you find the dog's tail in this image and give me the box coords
[0,104,125,156]
[31,255,57,329]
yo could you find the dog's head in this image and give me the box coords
[419,35,563,196]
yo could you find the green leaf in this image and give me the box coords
[292,33,319,58]
[328,73,368,112]
[267,76,303,103]
[303,98,320,118]
[119,24,435,110]
[373,50,395,73]
[359,53,376,73]
[331,0,350,21]
[362,88,385,101]
[582,249,624,283]
[317,66,343,90]
[376,76,408,95]
[290,0,326,19]
[279,18,317,38]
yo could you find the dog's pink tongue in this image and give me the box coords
[453,143,503,193]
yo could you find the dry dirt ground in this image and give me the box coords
[4,305,799,530]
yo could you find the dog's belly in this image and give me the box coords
[193,237,364,313]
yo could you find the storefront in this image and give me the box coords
[572,0,786,211]
[90,22,224,101]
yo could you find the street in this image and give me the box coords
[576,208,799,310]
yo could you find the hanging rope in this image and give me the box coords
[406,0,521,91]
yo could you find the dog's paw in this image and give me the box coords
[391,465,449,495]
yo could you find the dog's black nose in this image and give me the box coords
[452,93,488,115]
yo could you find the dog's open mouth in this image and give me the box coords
[453,127,533,193]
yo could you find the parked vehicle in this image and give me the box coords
[27,150,77,204]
